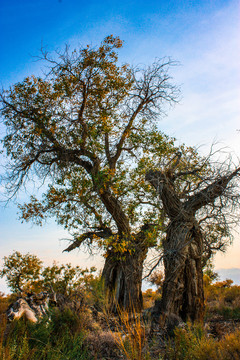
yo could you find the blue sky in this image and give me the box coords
[0,0,240,292]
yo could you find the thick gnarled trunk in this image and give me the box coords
[102,246,148,312]
[146,164,240,323]
[153,221,204,322]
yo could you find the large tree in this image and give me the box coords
[0,36,179,310]
[146,150,240,322]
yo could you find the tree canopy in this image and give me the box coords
[0,35,182,309]
[0,35,179,252]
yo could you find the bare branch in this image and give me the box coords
[63,228,113,252]
[185,166,240,213]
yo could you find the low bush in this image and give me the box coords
[1,270,240,360]
[142,289,159,309]
[205,279,240,320]
[165,324,240,360]
[0,307,90,360]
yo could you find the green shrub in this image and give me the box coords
[0,308,91,360]
[205,279,240,320]
[165,324,240,360]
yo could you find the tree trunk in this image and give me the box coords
[102,246,148,312]
[153,220,204,322]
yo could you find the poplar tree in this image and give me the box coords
[1,36,178,309]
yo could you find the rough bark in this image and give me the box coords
[146,170,205,322]
[102,245,148,312]
[152,220,204,322]
[146,165,240,323]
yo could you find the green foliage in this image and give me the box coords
[84,273,107,310]
[165,324,240,360]
[0,251,97,296]
[205,278,240,320]
[217,306,240,319]
[41,262,97,295]
[1,278,240,360]
[1,35,180,258]
[0,251,42,293]
[1,309,90,360]
[142,289,159,309]
[203,263,219,284]
[1,35,238,317]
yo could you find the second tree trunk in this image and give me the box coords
[153,220,204,322]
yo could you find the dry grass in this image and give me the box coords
[106,306,151,360]
[1,276,240,360]
[205,280,240,320]
[165,324,240,360]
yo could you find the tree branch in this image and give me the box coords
[63,228,113,252]
[184,166,240,213]
[110,101,145,168]
[145,169,182,219]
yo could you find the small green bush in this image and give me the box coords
[1,308,91,360]
[165,324,240,360]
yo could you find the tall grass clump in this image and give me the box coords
[0,308,91,360]
[165,323,240,360]
[108,305,150,360]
